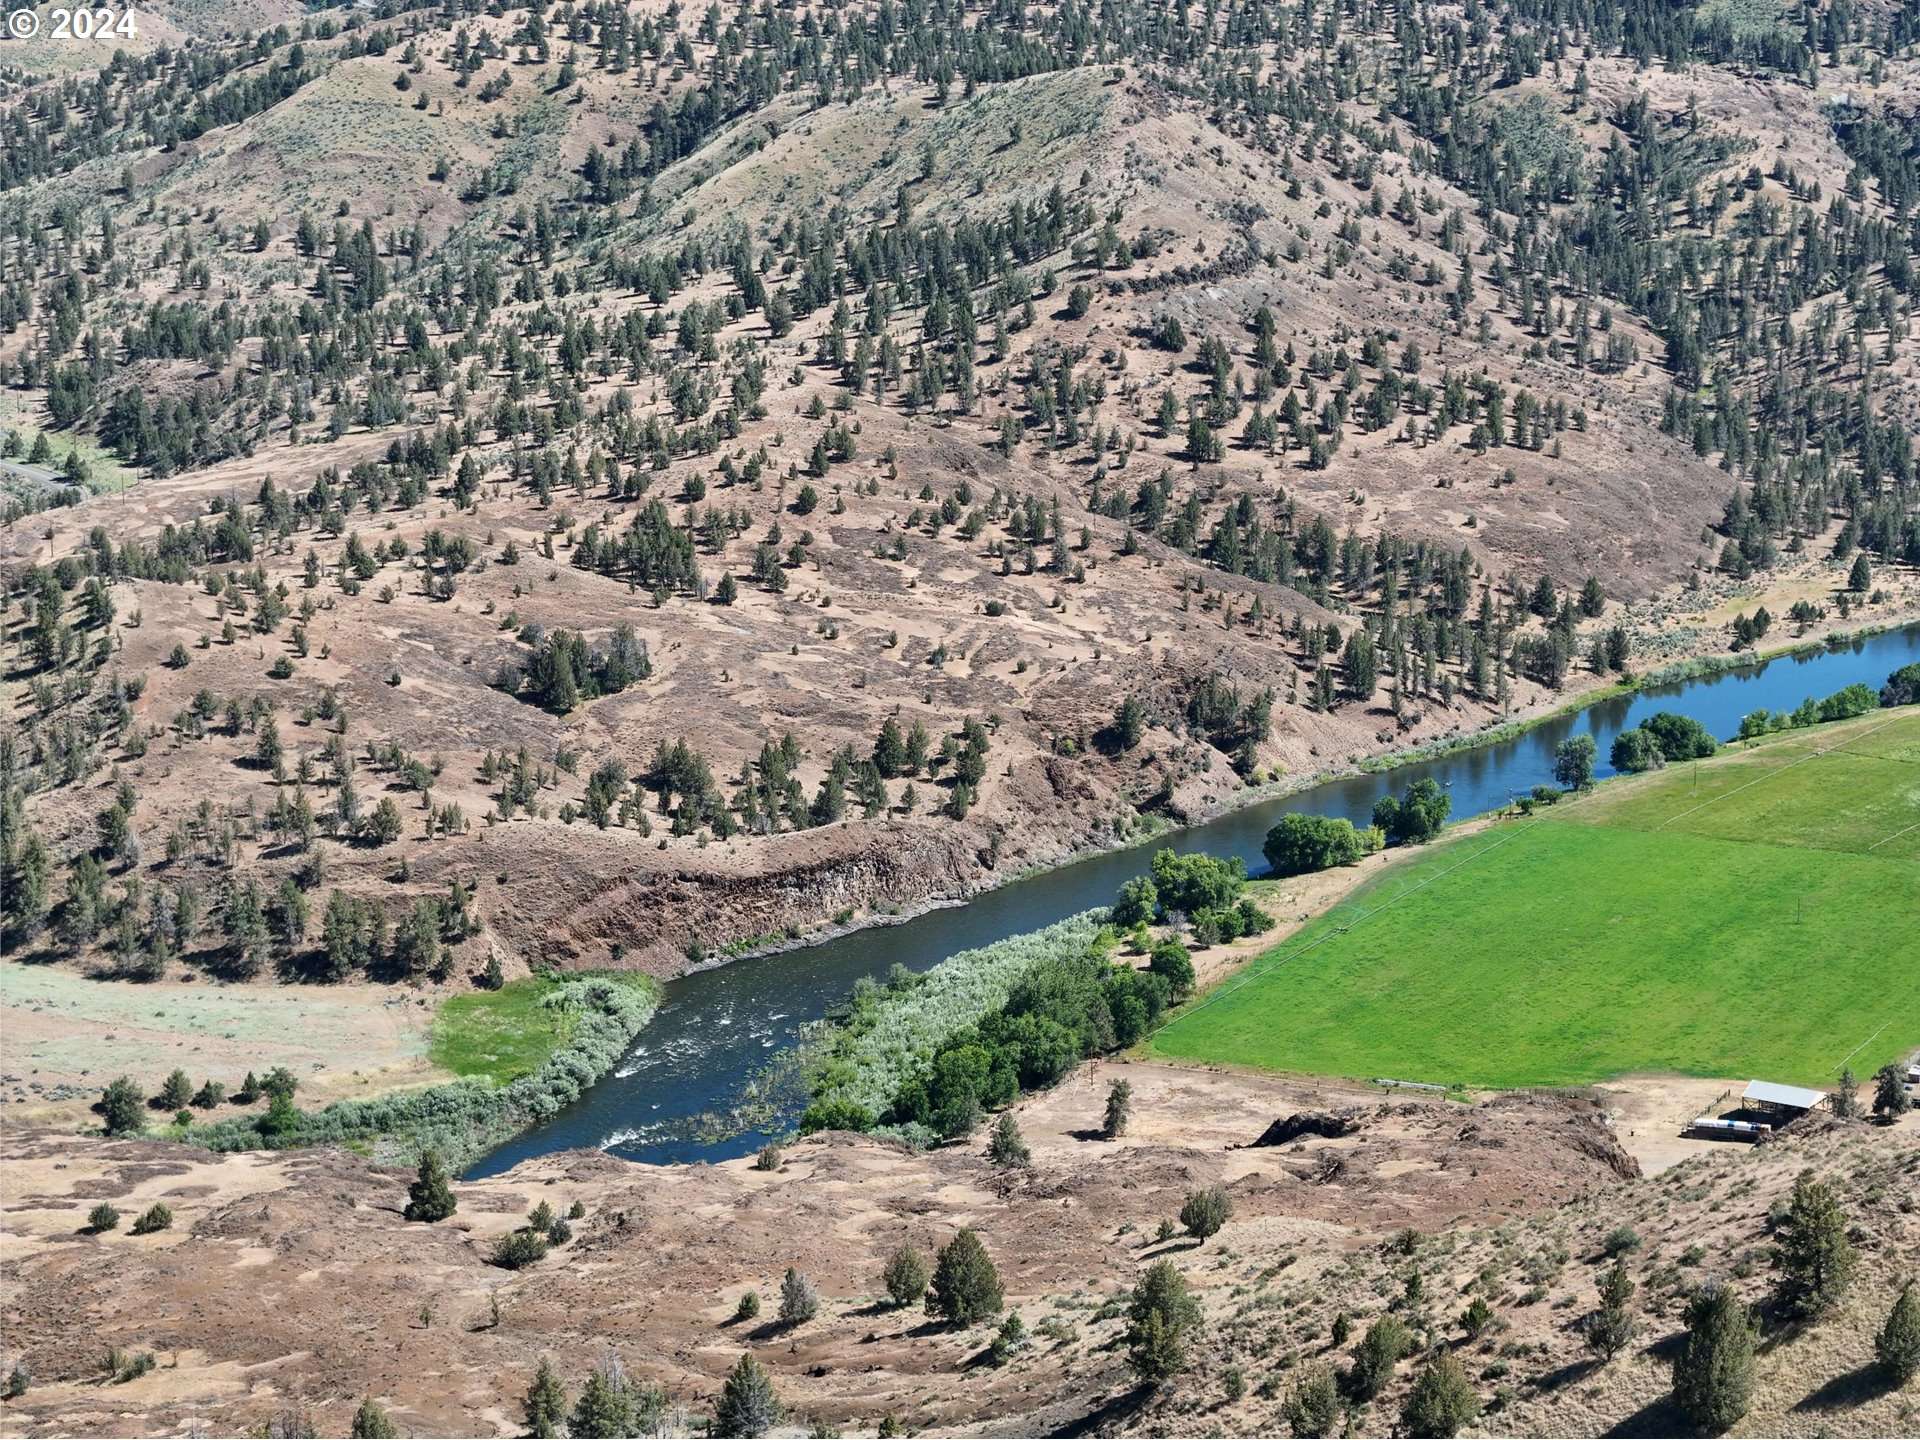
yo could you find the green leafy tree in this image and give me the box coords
[926,1228,1003,1327]
[1610,727,1665,773]
[1111,875,1157,926]
[1553,734,1598,790]
[712,1352,782,1439]
[1148,938,1194,998]
[1672,1284,1756,1433]
[1263,813,1378,875]
[1371,778,1451,846]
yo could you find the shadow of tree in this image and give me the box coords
[1603,1393,1692,1437]
[1791,1362,1893,1413]
[1049,1384,1152,1438]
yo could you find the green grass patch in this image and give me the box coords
[431,972,653,1086]
[1149,711,1920,1089]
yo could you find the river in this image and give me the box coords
[466,622,1920,1176]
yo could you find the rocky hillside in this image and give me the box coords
[0,1064,1914,1437]
[1,0,1918,983]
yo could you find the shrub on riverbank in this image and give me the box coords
[190,974,657,1170]
[797,913,1107,1130]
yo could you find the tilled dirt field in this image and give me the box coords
[8,1062,1912,1440]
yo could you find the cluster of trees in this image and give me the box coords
[97,1065,298,1137]
[871,932,1176,1140]
[1111,850,1270,947]
[1257,778,1453,882]
[1610,712,1716,774]
[1263,813,1384,877]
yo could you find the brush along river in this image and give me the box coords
[466,622,1920,1177]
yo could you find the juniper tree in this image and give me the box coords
[1672,1284,1755,1433]
[569,1352,635,1440]
[1179,1184,1231,1244]
[524,1357,568,1438]
[778,1267,819,1326]
[1282,1365,1339,1437]
[1873,1063,1911,1120]
[712,1352,782,1439]
[1875,1281,1920,1385]
[1402,1351,1481,1438]
[403,1150,457,1222]
[1102,1079,1133,1139]
[1125,1259,1201,1387]
[100,1076,144,1136]
[1775,1170,1856,1317]
[1584,1260,1635,1361]
[883,1245,930,1308]
[349,1399,397,1439]
[927,1228,1003,1327]
[987,1112,1030,1168]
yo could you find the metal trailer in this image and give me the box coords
[1686,1116,1772,1141]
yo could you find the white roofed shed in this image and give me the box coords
[1741,1079,1826,1115]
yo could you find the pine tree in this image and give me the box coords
[403,1150,457,1222]
[712,1352,782,1438]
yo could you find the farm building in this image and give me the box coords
[1740,1079,1827,1119]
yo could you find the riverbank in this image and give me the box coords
[707,605,1920,980]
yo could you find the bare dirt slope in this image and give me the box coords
[2,1064,1914,1439]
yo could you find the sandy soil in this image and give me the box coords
[0,962,445,1126]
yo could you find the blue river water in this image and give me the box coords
[467,622,1920,1176]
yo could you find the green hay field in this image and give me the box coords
[1148,710,1920,1089]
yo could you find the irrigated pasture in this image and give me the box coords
[1149,710,1920,1088]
